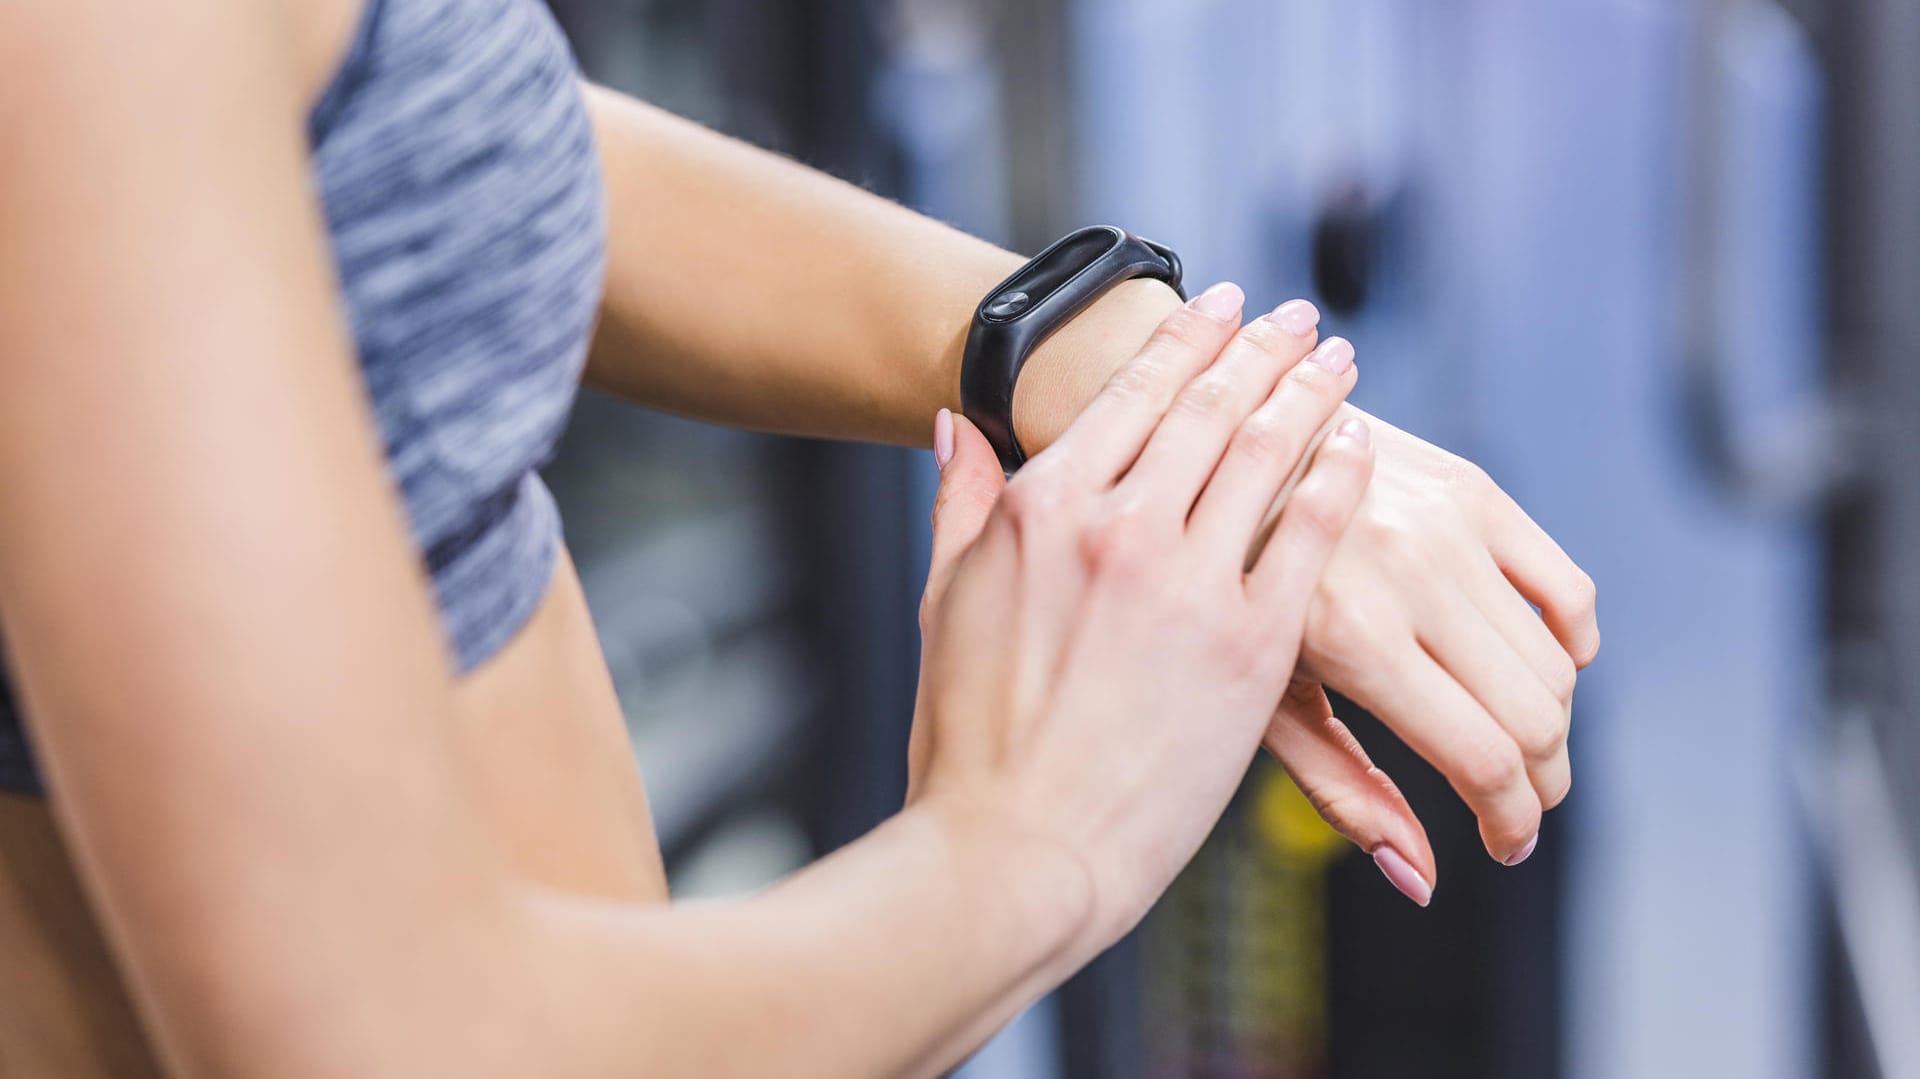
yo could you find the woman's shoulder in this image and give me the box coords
[0,0,354,123]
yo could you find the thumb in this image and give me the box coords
[923,409,1005,618]
[1264,678,1438,907]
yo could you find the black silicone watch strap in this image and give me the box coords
[960,225,1185,472]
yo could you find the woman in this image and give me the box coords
[0,0,1598,1073]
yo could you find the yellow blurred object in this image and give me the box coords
[1142,761,1341,1078]
[1254,768,1346,865]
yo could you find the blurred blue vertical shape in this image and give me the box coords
[1460,3,1818,1079]
[1071,0,1466,446]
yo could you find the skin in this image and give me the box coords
[581,88,1600,880]
[0,0,1597,1073]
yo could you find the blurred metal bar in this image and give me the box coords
[1679,0,1849,512]
[1823,0,1920,1072]
[1801,719,1920,1079]
[993,0,1077,253]
[704,0,927,856]
[1825,0,1920,850]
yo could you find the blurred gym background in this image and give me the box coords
[534,1,1918,1077]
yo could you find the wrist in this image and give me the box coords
[1010,277,1185,455]
[904,790,1097,979]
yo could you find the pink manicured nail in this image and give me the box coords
[934,408,954,470]
[1264,298,1320,337]
[1505,834,1539,867]
[1372,845,1433,907]
[1188,282,1245,320]
[1308,336,1354,375]
[1334,417,1370,447]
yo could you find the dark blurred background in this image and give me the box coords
[533,2,1920,1077]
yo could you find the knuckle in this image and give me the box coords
[1013,452,1067,495]
[1304,592,1371,657]
[1407,482,1462,523]
[1103,358,1160,403]
[1557,570,1602,667]
[1313,428,1375,484]
[1297,470,1374,537]
[1562,569,1598,615]
[1145,309,1217,357]
[1541,766,1573,810]
[1546,652,1579,703]
[1460,739,1526,800]
[1238,315,1304,357]
[998,474,1052,525]
[1171,376,1234,422]
[1513,711,1565,763]
[1442,454,1493,495]
[1493,817,1542,856]
[1280,356,1334,396]
[1369,517,1427,572]
[1080,503,1152,577]
[1287,486,1351,551]
[1574,627,1602,668]
[1233,408,1298,464]
[1272,364,1344,420]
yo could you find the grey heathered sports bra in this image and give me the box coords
[0,0,607,794]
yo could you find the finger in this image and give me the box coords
[1263,680,1436,905]
[1482,489,1600,668]
[1116,303,1330,506]
[1246,417,1373,611]
[1417,588,1572,811]
[1337,647,1544,864]
[1187,336,1357,557]
[1455,547,1577,809]
[1043,282,1246,486]
[922,410,1006,623]
[1458,546,1579,713]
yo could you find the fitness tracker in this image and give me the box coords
[961,225,1186,472]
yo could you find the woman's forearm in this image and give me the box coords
[582,84,1181,453]
[510,802,1091,1079]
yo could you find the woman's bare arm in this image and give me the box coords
[0,4,1088,1076]
[0,1,518,1071]
[582,84,1178,453]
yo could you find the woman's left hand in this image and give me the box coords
[1018,286,1600,903]
[1262,406,1597,900]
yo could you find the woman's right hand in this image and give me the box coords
[905,283,1373,953]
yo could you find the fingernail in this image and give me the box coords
[1334,417,1370,447]
[1263,298,1320,337]
[934,408,954,470]
[1188,282,1245,320]
[1307,336,1354,375]
[1372,845,1433,907]
[1505,834,1539,867]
